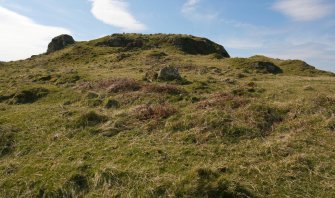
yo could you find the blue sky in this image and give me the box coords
[0,0,334,72]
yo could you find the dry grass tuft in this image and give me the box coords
[134,104,177,120]
[99,78,141,93]
[77,78,141,93]
[197,92,249,110]
[142,84,184,95]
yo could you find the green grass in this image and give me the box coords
[0,33,334,197]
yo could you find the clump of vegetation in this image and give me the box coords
[106,78,141,93]
[32,74,54,83]
[142,84,184,95]
[65,174,89,193]
[198,92,248,109]
[147,51,168,59]
[246,103,286,136]
[56,73,81,85]
[326,117,335,131]
[0,125,16,157]
[143,70,158,82]
[74,111,108,128]
[311,95,335,116]
[104,98,119,109]
[115,53,131,61]
[169,101,286,141]
[176,168,254,197]
[134,104,177,120]
[83,78,141,93]
[82,91,103,107]
[231,85,265,96]
[93,168,131,188]
[10,87,49,104]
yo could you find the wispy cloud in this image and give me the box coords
[0,6,70,61]
[273,0,334,21]
[90,0,146,32]
[181,0,200,13]
[181,0,218,21]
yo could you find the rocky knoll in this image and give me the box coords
[95,34,230,57]
[47,34,75,53]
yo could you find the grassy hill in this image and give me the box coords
[0,33,334,197]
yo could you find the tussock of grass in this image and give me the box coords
[176,168,254,197]
[197,92,248,109]
[0,125,17,157]
[10,87,49,104]
[104,98,119,109]
[78,78,141,93]
[56,73,80,85]
[147,51,168,59]
[74,111,108,128]
[142,84,185,95]
[134,103,177,120]
[326,117,335,131]
[65,174,89,193]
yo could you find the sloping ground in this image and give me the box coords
[0,34,334,197]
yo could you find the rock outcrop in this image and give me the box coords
[95,34,230,58]
[47,34,75,53]
[158,66,182,81]
[96,35,143,48]
[252,61,283,74]
[170,37,230,57]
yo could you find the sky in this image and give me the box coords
[0,0,334,72]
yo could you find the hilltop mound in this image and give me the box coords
[36,33,332,76]
[92,33,230,57]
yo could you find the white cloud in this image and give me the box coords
[273,0,334,21]
[182,0,200,13]
[0,6,70,61]
[90,0,146,32]
[181,0,218,21]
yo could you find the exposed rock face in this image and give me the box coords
[95,34,230,57]
[96,35,143,48]
[252,62,283,74]
[158,66,182,81]
[171,37,230,57]
[47,34,75,53]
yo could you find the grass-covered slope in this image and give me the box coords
[0,34,334,197]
